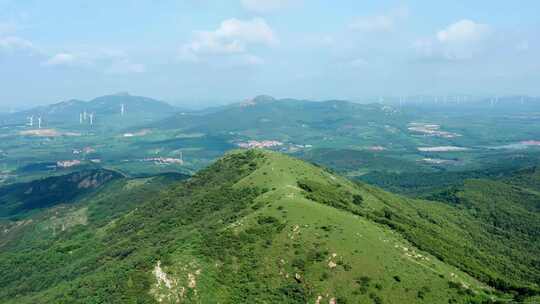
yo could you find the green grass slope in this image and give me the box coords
[0,150,508,303]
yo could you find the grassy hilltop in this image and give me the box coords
[1,150,539,303]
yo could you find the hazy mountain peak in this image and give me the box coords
[112,92,131,97]
[236,95,277,108]
[252,95,276,102]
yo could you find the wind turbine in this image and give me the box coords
[121,104,125,116]
[38,116,42,129]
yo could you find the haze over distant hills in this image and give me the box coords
[0,93,181,128]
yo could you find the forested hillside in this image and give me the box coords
[1,150,539,303]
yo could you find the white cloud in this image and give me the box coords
[437,19,490,44]
[0,36,34,51]
[437,20,491,60]
[241,0,293,13]
[181,18,277,63]
[41,50,145,74]
[350,7,409,33]
[414,19,493,61]
[216,18,277,45]
[42,53,80,66]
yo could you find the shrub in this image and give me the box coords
[352,194,364,205]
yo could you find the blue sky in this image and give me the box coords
[0,0,539,107]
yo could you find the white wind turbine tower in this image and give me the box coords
[89,113,94,126]
[38,116,42,129]
[80,113,83,124]
[121,104,125,116]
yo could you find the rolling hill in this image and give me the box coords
[150,95,409,144]
[1,93,180,129]
[1,150,539,303]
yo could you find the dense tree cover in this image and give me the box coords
[0,151,265,303]
[358,166,533,196]
[0,169,121,219]
[1,150,538,303]
[357,180,540,300]
[297,148,423,175]
[295,167,540,301]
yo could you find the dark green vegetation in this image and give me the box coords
[297,148,428,177]
[0,169,121,219]
[358,152,540,196]
[2,150,539,303]
[0,168,188,250]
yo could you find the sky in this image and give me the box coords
[0,0,539,108]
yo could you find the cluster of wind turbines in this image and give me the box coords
[78,103,127,126]
[80,110,95,125]
[377,95,531,108]
[26,115,42,129]
[24,103,129,129]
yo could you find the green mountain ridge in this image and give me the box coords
[151,97,405,142]
[3,150,539,303]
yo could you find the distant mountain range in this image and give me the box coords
[0,93,181,127]
[150,95,405,140]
